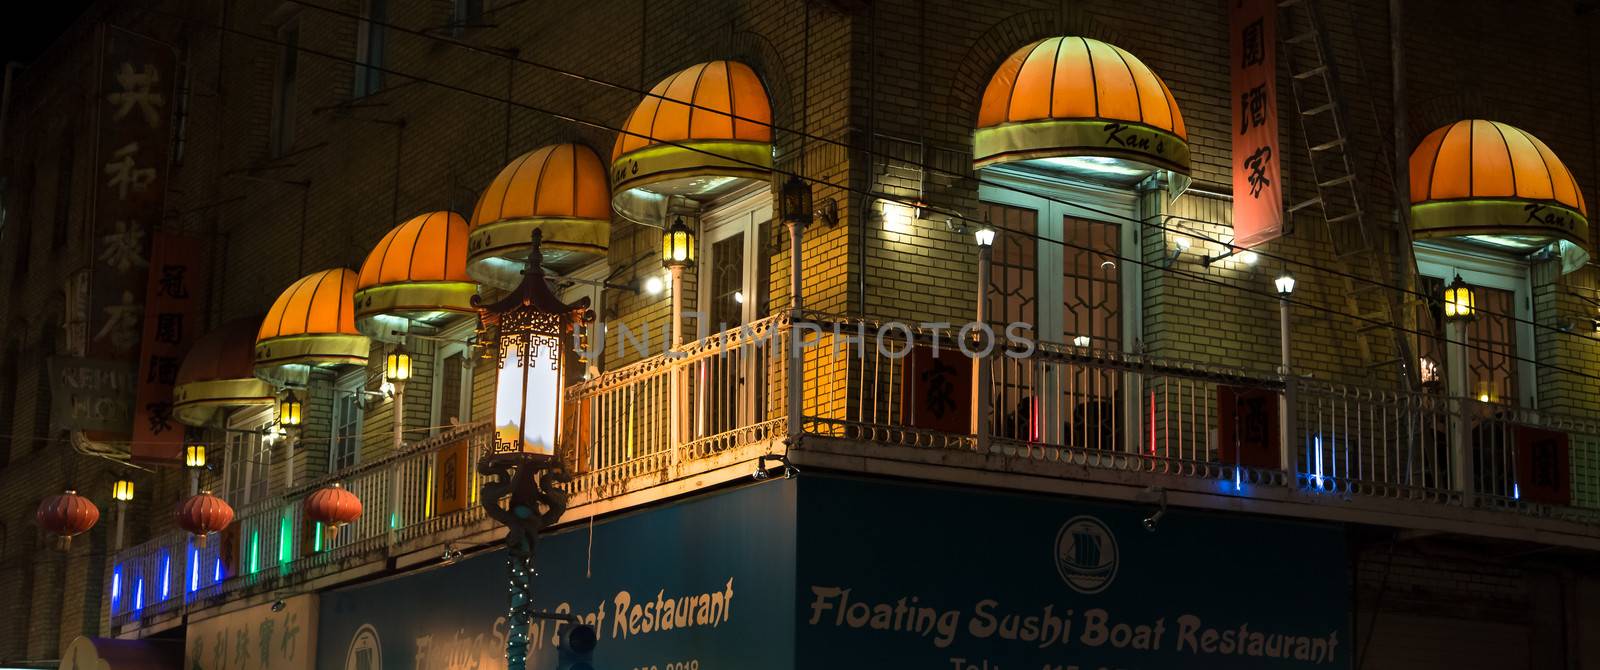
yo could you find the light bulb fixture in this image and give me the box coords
[278,390,303,428]
[780,175,813,229]
[643,275,665,296]
[385,345,413,385]
[974,226,996,248]
[1163,235,1191,268]
[1072,335,1092,348]
[112,479,135,502]
[1274,272,1296,296]
[661,217,696,269]
[1443,274,1476,322]
[1238,250,1260,266]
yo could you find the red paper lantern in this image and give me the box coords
[176,491,235,548]
[37,490,100,551]
[305,483,362,541]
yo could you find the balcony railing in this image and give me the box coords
[107,313,1600,627]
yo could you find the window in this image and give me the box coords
[1416,243,1535,408]
[451,0,483,34]
[331,372,364,471]
[270,18,300,157]
[432,337,472,435]
[224,409,274,505]
[353,0,387,98]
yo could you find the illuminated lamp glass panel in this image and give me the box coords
[495,333,562,455]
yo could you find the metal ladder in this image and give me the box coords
[1279,0,1417,387]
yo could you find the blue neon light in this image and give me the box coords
[134,577,144,611]
[189,547,199,593]
[159,553,171,600]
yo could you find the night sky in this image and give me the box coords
[1,1,92,64]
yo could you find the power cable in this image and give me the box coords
[276,0,1595,344]
[129,5,1600,385]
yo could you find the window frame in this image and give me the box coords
[352,0,387,98]
[430,319,478,436]
[270,15,301,157]
[330,369,365,472]
[223,407,274,506]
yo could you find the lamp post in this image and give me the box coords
[1274,271,1297,481]
[386,343,413,537]
[781,176,811,442]
[662,217,696,461]
[184,431,207,496]
[1442,274,1476,504]
[111,478,134,550]
[474,230,585,670]
[974,226,995,453]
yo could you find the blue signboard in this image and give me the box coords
[317,480,796,670]
[319,475,1348,670]
[795,476,1350,669]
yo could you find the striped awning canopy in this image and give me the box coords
[1410,119,1590,272]
[975,36,1189,183]
[173,317,276,427]
[470,144,610,288]
[356,210,478,335]
[611,60,773,225]
[254,268,370,385]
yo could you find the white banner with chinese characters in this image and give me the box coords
[86,24,179,435]
[185,593,317,670]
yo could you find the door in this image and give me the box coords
[697,195,774,438]
[978,179,1135,450]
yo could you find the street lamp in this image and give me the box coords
[661,217,697,461]
[974,226,996,248]
[1443,274,1476,322]
[1273,271,1296,480]
[661,217,696,270]
[973,224,996,452]
[277,390,303,427]
[184,431,207,495]
[1274,272,1296,297]
[386,343,413,453]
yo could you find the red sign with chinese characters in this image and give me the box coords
[88,26,178,369]
[1514,425,1571,506]
[1218,385,1280,469]
[899,346,972,435]
[130,232,206,462]
[1230,0,1282,247]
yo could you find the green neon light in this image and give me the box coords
[279,515,291,565]
[249,531,260,574]
[314,522,323,552]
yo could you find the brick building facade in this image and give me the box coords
[2,0,1600,667]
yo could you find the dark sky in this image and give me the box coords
[1,1,92,64]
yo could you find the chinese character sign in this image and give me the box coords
[1217,384,1280,469]
[1230,0,1282,247]
[89,25,177,367]
[184,594,316,670]
[899,346,972,435]
[131,231,207,461]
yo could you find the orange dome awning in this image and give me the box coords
[355,210,479,333]
[173,317,276,427]
[610,60,774,225]
[255,268,370,385]
[974,37,1189,179]
[1409,119,1590,273]
[469,144,611,288]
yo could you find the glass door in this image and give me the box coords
[697,196,774,438]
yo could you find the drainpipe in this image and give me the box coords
[0,62,21,193]
[1389,0,1416,392]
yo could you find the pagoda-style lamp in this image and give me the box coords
[473,229,584,670]
[112,478,134,550]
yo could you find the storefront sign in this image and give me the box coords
[185,594,317,670]
[1515,425,1571,505]
[1218,384,1281,469]
[317,481,795,670]
[797,476,1349,669]
[88,25,177,365]
[1230,0,1282,247]
[49,357,136,433]
[130,231,206,461]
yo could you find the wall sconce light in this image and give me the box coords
[1163,236,1191,267]
[1443,274,1476,322]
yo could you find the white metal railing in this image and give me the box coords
[107,313,1600,625]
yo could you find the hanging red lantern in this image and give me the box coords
[176,491,235,548]
[37,490,100,551]
[305,483,363,541]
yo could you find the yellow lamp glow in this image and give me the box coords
[112,479,134,502]
[278,391,303,427]
[1443,275,1476,322]
[185,443,206,469]
[661,217,696,269]
[385,346,413,383]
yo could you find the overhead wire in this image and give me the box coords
[275,0,1598,345]
[129,4,1600,385]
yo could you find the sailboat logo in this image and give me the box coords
[1054,516,1118,594]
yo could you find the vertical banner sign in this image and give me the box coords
[1217,385,1280,469]
[1230,0,1282,247]
[899,346,973,434]
[131,232,206,461]
[88,25,178,383]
